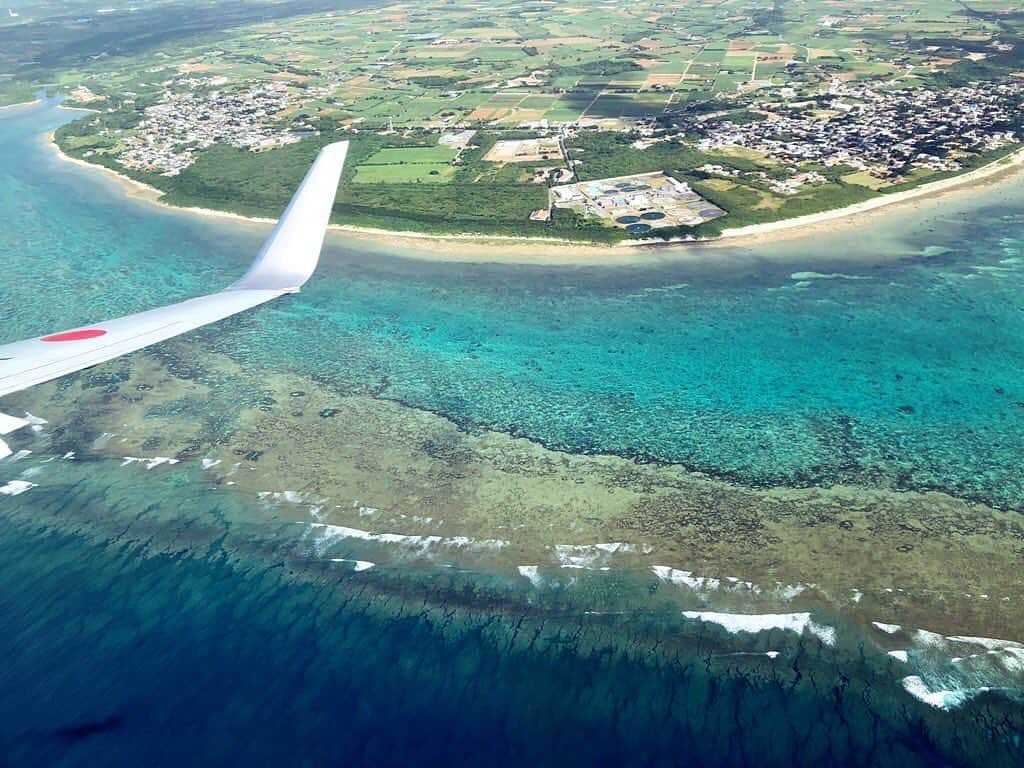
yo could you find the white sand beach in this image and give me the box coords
[0,99,42,111]
[45,125,1024,266]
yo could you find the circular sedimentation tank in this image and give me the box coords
[626,223,653,234]
[616,215,641,225]
[641,211,666,221]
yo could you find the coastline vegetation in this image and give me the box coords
[0,81,34,108]
[56,118,628,241]
[54,114,1023,244]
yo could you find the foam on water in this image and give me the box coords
[652,565,721,591]
[553,542,635,568]
[517,565,543,587]
[0,480,36,496]
[329,558,376,572]
[901,676,976,711]
[874,622,903,634]
[683,610,837,646]
[23,413,47,433]
[789,271,870,281]
[869,622,1024,710]
[653,565,808,599]
[304,522,509,558]
[120,456,179,470]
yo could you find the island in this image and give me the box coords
[8,0,1024,244]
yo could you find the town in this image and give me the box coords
[685,79,1024,186]
[114,81,306,175]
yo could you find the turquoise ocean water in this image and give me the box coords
[1,100,1023,765]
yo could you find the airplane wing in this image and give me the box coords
[0,140,349,457]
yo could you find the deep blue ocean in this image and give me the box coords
[1,100,1023,766]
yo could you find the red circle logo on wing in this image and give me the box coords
[41,329,108,343]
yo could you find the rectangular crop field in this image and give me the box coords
[362,146,458,165]
[352,163,456,184]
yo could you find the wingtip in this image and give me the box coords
[318,140,350,160]
[229,137,349,292]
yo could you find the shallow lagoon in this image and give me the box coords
[1,100,1023,766]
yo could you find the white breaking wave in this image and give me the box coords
[517,565,544,587]
[652,565,806,598]
[553,542,634,568]
[0,479,36,496]
[304,523,509,557]
[872,621,903,634]
[121,456,179,470]
[329,558,376,572]
[901,676,980,711]
[774,583,809,600]
[683,610,837,646]
[873,624,1024,711]
[946,634,1024,651]
[652,565,721,591]
[24,412,47,433]
[789,271,868,281]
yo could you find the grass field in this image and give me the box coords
[362,146,458,165]
[353,163,455,184]
[352,144,458,184]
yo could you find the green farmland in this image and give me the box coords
[353,145,459,184]
[353,163,456,184]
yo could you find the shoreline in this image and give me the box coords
[0,99,41,111]
[717,148,1024,244]
[44,121,1024,264]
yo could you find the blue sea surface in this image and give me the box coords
[1,100,1023,766]
[1,459,1020,768]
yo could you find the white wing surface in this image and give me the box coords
[0,141,349,454]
